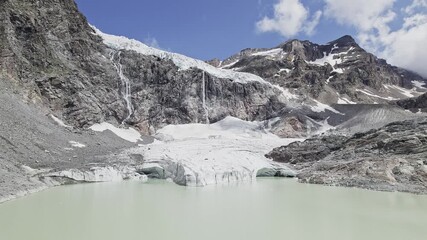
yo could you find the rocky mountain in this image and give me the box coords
[3,0,425,138]
[1,0,427,201]
[0,0,305,135]
[209,36,427,105]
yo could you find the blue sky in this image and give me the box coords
[75,0,427,77]
[75,0,352,60]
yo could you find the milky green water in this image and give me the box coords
[0,179,426,240]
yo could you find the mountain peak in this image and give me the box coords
[328,35,357,46]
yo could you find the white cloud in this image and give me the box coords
[305,10,323,35]
[256,0,322,37]
[255,0,427,77]
[324,0,427,77]
[324,0,396,32]
[402,14,427,29]
[381,19,427,77]
[404,0,427,14]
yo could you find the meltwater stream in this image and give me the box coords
[110,51,134,123]
[202,71,210,124]
[0,179,426,240]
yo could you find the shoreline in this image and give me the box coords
[3,169,427,206]
[3,162,427,205]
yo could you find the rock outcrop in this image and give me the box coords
[267,118,427,194]
[395,92,427,113]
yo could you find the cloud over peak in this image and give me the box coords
[256,0,322,37]
[324,0,427,77]
[256,0,427,77]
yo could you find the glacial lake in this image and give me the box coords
[0,179,426,240]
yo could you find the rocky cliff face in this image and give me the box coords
[103,49,289,134]
[2,0,425,137]
[0,0,120,125]
[211,36,427,105]
[266,118,427,194]
[0,0,297,134]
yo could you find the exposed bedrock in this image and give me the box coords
[267,118,427,194]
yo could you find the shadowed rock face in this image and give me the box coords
[267,118,427,194]
[395,93,427,113]
[212,35,427,104]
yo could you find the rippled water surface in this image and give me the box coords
[0,179,426,240]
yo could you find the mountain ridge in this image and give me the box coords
[208,35,427,106]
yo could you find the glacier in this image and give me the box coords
[126,117,303,186]
[45,166,148,183]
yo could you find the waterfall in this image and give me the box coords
[202,71,210,124]
[110,51,134,124]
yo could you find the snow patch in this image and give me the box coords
[412,80,426,89]
[69,141,86,148]
[251,48,284,57]
[308,47,354,74]
[156,116,281,141]
[337,97,356,104]
[384,84,416,98]
[50,115,72,128]
[278,68,292,74]
[333,68,344,74]
[89,122,142,143]
[310,100,343,114]
[219,60,239,69]
[356,89,398,101]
